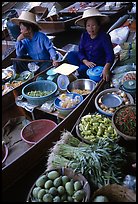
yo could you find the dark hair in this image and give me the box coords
[84,16,101,27]
[19,22,40,32]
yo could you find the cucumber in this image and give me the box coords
[47,170,60,180]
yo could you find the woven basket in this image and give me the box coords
[92,184,136,202]
[26,167,91,202]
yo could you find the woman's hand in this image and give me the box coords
[102,63,111,82]
[52,60,60,67]
[17,33,25,41]
[17,32,31,41]
[83,59,96,68]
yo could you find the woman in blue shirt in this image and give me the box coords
[11,11,60,74]
[66,8,115,81]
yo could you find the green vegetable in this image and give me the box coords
[65,181,74,196]
[61,175,69,186]
[47,132,127,188]
[73,189,85,201]
[74,181,82,191]
[57,185,65,195]
[37,189,46,200]
[53,176,62,187]
[93,195,109,202]
[47,170,60,180]
[44,180,53,189]
[35,175,47,187]
[43,193,53,202]
[32,186,41,199]
[49,186,58,196]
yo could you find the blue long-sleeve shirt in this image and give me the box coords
[78,30,115,66]
[15,31,57,61]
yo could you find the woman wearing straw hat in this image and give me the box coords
[11,11,60,74]
[66,8,115,81]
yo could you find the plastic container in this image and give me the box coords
[86,66,103,82]
[22,80,57,106]
[57,74,70,91]
[54,93,83,117]
[46,68,58,82]
[21,119,57,146]
[119,79,136,99]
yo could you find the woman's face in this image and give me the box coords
[20,23,31,38]
[86,18,100,37]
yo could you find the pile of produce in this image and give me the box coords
[29,169,89,202]
[27,90,52,97]
[77,113,118,143]
[46,131,127,188]
[113,105,136,137]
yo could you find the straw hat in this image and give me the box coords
[75,7,110,27]
[11,11,40,28]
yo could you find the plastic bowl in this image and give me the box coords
[67,79,97,97]
[86,66,103,82]
[112,104,136,141]
[54,93,83,117]
[22,80,57,106]
[26,167,91,202]
[21,119,57,146]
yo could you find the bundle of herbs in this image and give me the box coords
[46,131,127,188]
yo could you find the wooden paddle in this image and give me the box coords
[11,58,53,63]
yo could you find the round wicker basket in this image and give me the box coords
[92,183,136,202]
[26,167,91,202]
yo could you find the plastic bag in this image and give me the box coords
[123,175,136,192]
[109,26,130,45]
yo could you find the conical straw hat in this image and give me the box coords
[11,11,41,28]
[75,7,109,27]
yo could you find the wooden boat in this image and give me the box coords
[36,12,82,34]
[2,74,105,200]
[2,2,17,14]
[36,2,105,34]
[2,74,136,201]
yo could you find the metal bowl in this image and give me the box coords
[67,79,97,97]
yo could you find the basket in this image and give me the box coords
[22,80,57,106]
[112,104,136,141]
[92,183,136,202]
[21,119,57,146]
[26,167,91,202]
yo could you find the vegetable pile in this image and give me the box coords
[30,169,87,202]
[77,113,118,143]
[114,105,136,137]
[47,131,127,188]
[27,90,52,97]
